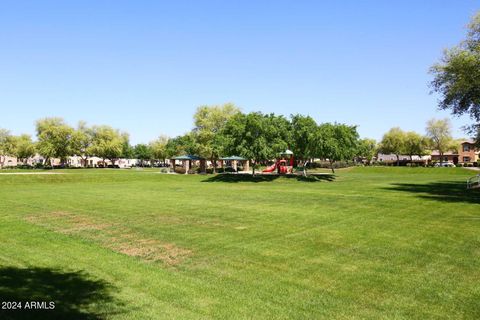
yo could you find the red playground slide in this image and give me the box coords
[262,163,277,173]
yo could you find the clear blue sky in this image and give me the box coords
[0,1,478,144]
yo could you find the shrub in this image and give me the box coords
[174,167,186,174]
[16,164,33,169]
[34,163,45,169]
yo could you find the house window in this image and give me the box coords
[463,156,471,163]
[463,144,470,152]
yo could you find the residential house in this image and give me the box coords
[431,140,479,164]
[0,155,18,167]
[377,153,431,164]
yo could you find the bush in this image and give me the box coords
[174,167,186,174]
[16,164,33,169]
[308,161,353,169]
[34,163,45,169]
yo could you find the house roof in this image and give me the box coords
[172,155,205,160]
[430,150,458,156]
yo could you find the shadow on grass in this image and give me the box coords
[202,173,335,183]
[385,180,480,204]
[0,267,123,320]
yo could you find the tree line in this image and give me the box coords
[0,104,366,173]
[0,103,465,172]
[378,118,459,166]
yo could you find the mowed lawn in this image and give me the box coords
[0,167,479,319]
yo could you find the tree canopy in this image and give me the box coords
[88,125,127,165]
[149,135,169,163]
[134,144,152,165]
[378,127,406,165]
[356,138,377,163]
[193,103,240,172]
[403,131,428,160]
[425,118,457,164]
[11,134,36,164]
[0,129,15,168]
[430,11,480,144]
[310,123,359,173]
[290,114,318,162]
[36,117,75,165]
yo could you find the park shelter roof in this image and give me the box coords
[280,149,294,155]
[219,156,247,161]
[173,155,205,160]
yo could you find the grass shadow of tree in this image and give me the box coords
[385,180,480,204]
[202,173,335,183]
[0,266,124,320]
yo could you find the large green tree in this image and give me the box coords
[149,135,169,165]
[35,117,74,166]
[290,114,318,166]
[11,134,36,165]
[88,125,126,166]
[403,131,429,161]
[425,118,457,164]
[165,133,200,159]
[193,103,240,172]
[430,12,480,145]
[222,112,292,175]
[121,138,134,159]
[310,123,359,173]
[378,127,406,166]
[0,129,15,168]
[70,121,93,167]
[134,144,152,167]
[356,138,377,164]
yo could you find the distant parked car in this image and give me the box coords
[434,162,455,167]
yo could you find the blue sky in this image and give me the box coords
[0,1,478,144]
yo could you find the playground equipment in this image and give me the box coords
[262,150,294,174]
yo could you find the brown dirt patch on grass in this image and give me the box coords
[25,212,191,266]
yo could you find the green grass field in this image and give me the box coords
[0,167,479,319]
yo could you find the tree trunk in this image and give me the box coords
[252,160,256,175]
[303,160,308,177]
[439,152,444,165]
[330,160,335,174]
[211,157,216,174]
[396,154,400,166]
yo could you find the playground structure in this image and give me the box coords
[262,150,295,174]
[169,150,295,175]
